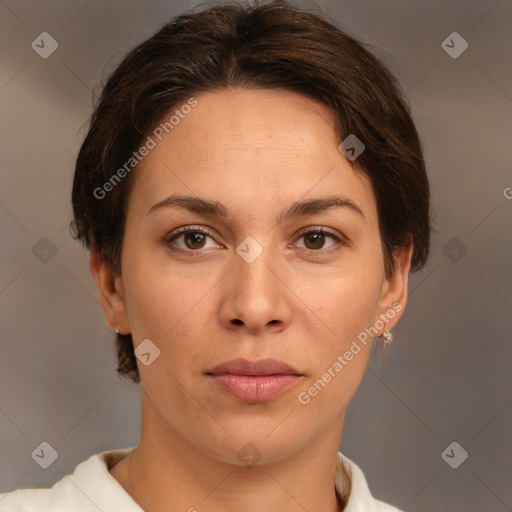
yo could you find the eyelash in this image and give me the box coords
[163,225,347,256]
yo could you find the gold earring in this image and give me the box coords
[381,330,392,344]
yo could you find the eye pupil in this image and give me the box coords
[185,232,206,249]
[305,232,324,250]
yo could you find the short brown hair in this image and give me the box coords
[70,0,431,384]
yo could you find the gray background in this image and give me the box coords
[1,0,511,510]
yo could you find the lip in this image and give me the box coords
[207,358,303,403]
[208,358,302,376]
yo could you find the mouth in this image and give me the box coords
[206,358,304,403]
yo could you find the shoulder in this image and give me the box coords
[336,451,403,512]
[0,447,139,512]
[0,468,91,511]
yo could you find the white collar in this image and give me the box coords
[0,446,400,511]
[97,446,398,511]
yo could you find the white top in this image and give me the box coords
[0,447,402,511]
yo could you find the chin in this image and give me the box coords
[203,427,306,467]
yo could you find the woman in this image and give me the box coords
[0,1,430,510]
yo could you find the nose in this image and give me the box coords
[218,243,292,335]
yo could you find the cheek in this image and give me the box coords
[298,264,383,339]
[122,262,213,413]
[122,254,219,368]
[294,267,382,383]
[292,279,380,421]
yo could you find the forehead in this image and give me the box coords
[128,88,376,223]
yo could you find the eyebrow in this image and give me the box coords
[147,194,364,221]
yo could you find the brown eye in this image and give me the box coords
[303,231,326,250]
[182,231,207,249]
[165,226,219,252]
[295,228,345,252]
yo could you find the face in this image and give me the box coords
[92,88,411,465]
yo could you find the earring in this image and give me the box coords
[381,330,392,344]
[114,322,119,334]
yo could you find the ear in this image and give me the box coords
[89,250,130,335]
[374,242,414,334]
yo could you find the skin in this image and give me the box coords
[90,87,413,512]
